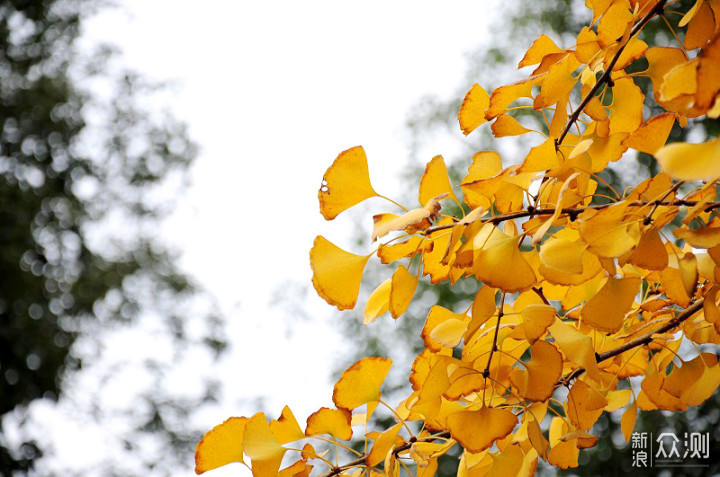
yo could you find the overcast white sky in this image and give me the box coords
[76,1,499,475]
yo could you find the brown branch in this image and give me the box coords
[424,199,711,235]
[555,0,667,146]
[559,298,705,386]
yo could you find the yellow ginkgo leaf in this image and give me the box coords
[459,83,490,135]
[627,227,668,270]
[510,339,562,401]
[491,114,532,137]
[620,401,637,443]
[608,77,644,135]
[244,413,288,477]
[270,406,306,445]
[365,279,391,324]
[518,34,564,68]
[366,422,404,467]
[680,355,720,406]
[674,225,720,248]
[567,380,607,431]
[333,357,393,410]
[519,137,562,173]
[539,238,586,275]
[372,195,445,241]
[446,406,517,453]
[310,236,371,311]
[486,75,544,120]
[474,228,537,292]
[597,0,633,47]
[389,265,418,319]
[548,417,580,469]
[278,460,312,477]
[549,320,601,381]
[685,1,715,50]
[305,407,352,441]
[318,146,378,220]
[581,276,640,333]
[621,112,675,154]
[656,136,720,181]
[422,306,470,351]
[569,138,593,159]
[522,305,557,344]
[466,286,497,343]
[195,416,248,474]
[419,156,457,206]
[659,60,699,102]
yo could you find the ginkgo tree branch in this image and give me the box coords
[555,0,668,146]
[423,198,716,235]
[559,298,706,386]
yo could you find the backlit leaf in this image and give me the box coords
[656,137,720,181]
[459,83,490,135]
[310,236,371,310]
[195,417,248,474]
[419,156,457,206]
[447,407,517,453]
[333,357,393,410]
[581,276,640,333]
[319,146,378,220]
[390,265,418,319]
[305,408,352,441]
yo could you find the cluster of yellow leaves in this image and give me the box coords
[198,0,720,475]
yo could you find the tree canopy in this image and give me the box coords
[197,0,720,475]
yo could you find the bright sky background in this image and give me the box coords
[75,1,499,475]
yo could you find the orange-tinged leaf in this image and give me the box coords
[305,408,352,441]
[680,356,720,406]
[491,114,532,137]
[447,407,518,453]
[519,34,564,68]
[549,321,601,381]
[319,146,378,220]
[522,305,557,344]
[333,357,393,410]
[656,136,720,181]
[464,151,504,182]
[620,401,637,443]
[621,113,675,154]
[390,265,418,319]
[367,422,404,467]
[680,0,705,27]
[581,276,640,333]
[270,406,306,445]
[486,75,544,120]
[459,83,491,135]
[578,203,640,258]
[575,27,601,64]
[419,156,457,206]
[548,418,579,469]
[195,417,248,474]
[423,306,469,351]
[534,55,581,109]
[685,1,716,49]
[519,137,562,173]
[378,236,425,264]
[244,413,288,477]
[430,314,470,349]
[567,380,607,431]
[311,236,371,311]
[510,340,563,401]
[364,279,391,324]
[627,227,668,270]
[527,415,549,459]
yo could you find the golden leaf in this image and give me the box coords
[581,276,641,333]
[419,156,457,206]
[310,236,371,310]
[270,406,306,445]
[390,265,418,319]
[195,416,248,474]
[447,407,517,453]
[319,146,378,220]
[656,136,720,181]
[459,83,490,135]
[305,408,352,441]
[333,357,393,410]
[364,279,391,324]
[244,413,288,477]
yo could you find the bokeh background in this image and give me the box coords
[1,0,718,476]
